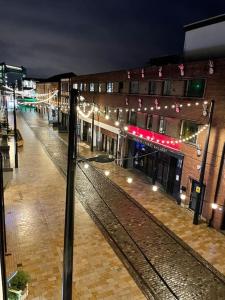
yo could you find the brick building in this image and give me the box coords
[56,15,225,230]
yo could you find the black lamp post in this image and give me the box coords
[193,100,215,225]
[62,88,78,300]
[13,88,18,169]
[91,105,94,152]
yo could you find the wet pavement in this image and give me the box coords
[21,111,225,300]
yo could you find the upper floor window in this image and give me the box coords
[128,111,137,125]
[107,82,113,93]
[83,83,87,92]
[90,83,94,92]
[146,114,153,130]
[186,79,205,98]
[180,120,198,144]
[158,116,166,134]
[130,81,139,94]
[79,83,83,91]
[149,81,157,95]
[61,82,69,93]
[163,80,172,96]
[73,83,78,89]
[119,81,123,93]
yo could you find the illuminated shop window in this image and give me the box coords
[158,116,166,133]
[186,79,205,98]
[90,83,94,92]
[181,120,198,144]
[107,82,113,93]
[73,83,78,89]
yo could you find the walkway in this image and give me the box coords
[5,112,145,299]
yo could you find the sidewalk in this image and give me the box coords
[4,113,145,300]
[57,132,225,277]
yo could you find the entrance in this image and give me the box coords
[189,179,205,211]
[128,140,183,201]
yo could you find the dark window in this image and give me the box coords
[149,81,157,95]
[163,80,172,96]
[130,81,139,94]
[186,79,205,97]
[181,120,198,144]
[119,81,123,93]
[146,114,153,130]
[129,111,137,125]
[158,116,166,134]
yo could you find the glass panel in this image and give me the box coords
[149,81,157,95]
[186,79,205,97]
[130,81,139,94]
[163,80,172,96]
[181,120,198,143]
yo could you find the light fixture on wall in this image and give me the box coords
[197,144,202,157]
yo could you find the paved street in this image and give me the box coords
[19,110,225,300]
[5,112,145,300]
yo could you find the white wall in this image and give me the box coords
[184,20,225,59]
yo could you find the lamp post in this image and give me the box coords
[62,88,78,300]
[13,88,18,168]
[0,153,7,300]
[193,100,215,225]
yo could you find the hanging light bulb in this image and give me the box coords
[152,185,158,192]
[84,163,89,169]
[105,115,109,120]
[127,177,133,184]
[104,170,110,176]
[124,126,128,131]
[180,193,186,201]
[115,121,120,126]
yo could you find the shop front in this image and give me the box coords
[126,126,183,202]
[100,128,117,156]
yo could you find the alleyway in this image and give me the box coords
[16,110,225,300]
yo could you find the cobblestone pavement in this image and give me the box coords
[20,111,225,299]
[5,113,145,300]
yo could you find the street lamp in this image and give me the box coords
[193,100,215,225]
[62,88,78,300]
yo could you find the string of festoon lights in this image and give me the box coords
[77,103,209,145]
[3,85,58,98]
[18,90,58,105]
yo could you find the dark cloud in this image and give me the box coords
[0,0,225,77]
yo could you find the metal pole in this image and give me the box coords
[0,153,8,300]
[62,88,78,300]
[208,142,225,227]
[13,88,18,169]
[91,105,94,152]
[193,100,215,225]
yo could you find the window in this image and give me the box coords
[149,81,157,95]
[130,81,139,94]
[99,83,105,92]
[79,83,83,91]
[163,80,172,96]
[146,114,153,130]
[83,83,87,91]
[181,120,198,144]
[119,81,123,93]
[73,83,78,89]
[61,82,69,93]
[158,116,166,134]
[90,83,94,92]
[107,82,113,93]
[186,79,205,97]
[129,111,137,125]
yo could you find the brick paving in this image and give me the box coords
[19,110,225,299]
[4,112,145,299]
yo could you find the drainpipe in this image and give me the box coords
[208,142,225,227]
[193,100,215,225]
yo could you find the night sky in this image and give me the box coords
[1,0,225,78]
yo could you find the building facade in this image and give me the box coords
[71,58,225,230]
